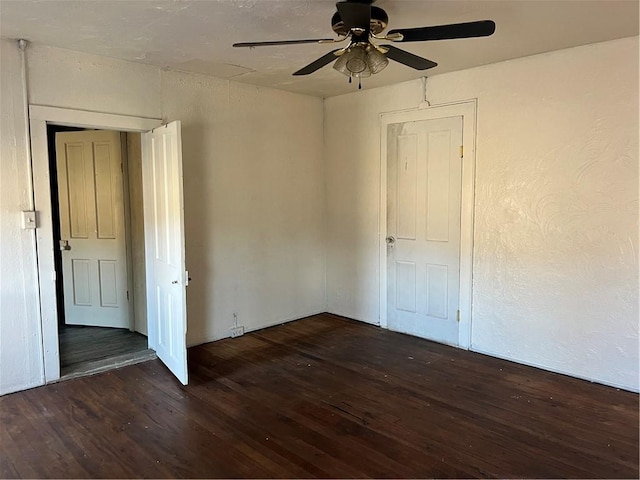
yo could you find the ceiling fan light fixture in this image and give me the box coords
[332,50,351,76]
[235,2,496,82]
[333,43,388,79]
[366,45,389,74]
[333,45,370,77]
[345,45,368,73]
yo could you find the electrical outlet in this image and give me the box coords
[230,326,244,338]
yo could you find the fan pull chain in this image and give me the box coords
[346,75,362,90]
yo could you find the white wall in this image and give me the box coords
[161,71,326,345]
[26,45,161,118]
[3,36,637,395]
[0,39,44,394]
[325,36,639,391]
[0,41,325,394]
[325,82,421,323]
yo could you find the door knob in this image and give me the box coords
[386,236,396,246]
[59,240,71,251]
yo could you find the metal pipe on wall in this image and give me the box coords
[17,38,46,383]
[18,38,35,211]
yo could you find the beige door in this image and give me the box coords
[56,130,130,328]
[386,116,463,345]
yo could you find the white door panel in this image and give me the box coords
[142,121,188,385]
[56,130,129,328]
[387,116,463,345]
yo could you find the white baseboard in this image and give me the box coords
[470,345,639,393]
[325,309,380,326]
[187,309,328,348]
[185,311,638,394]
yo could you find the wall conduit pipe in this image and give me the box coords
[17,38,46,383]
[18,38,35,211]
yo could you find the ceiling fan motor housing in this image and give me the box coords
[331,6,388,36]
[233,0,495,79]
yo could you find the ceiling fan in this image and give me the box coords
[233,0,496,89]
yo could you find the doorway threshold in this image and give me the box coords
[57,349,157,382]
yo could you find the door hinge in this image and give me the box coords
[456,310,461,322]
[459,145,463,158]
[126,290,129,301]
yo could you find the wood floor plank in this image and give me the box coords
[185,355,370,477]
[24,378,162,478]
[252,316,637,468]
[1,314,637,478]
[260,334,632,474]
[189,338,475,477]
[59,325,149,372]
[248,332,589,477]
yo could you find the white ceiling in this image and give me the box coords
[1,0,638,97]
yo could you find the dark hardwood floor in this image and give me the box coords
[59,325,152,377]
[59,325,149,367]
[1,314,638,478]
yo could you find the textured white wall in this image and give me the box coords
[325,36,639,391]
[161,71,326,345]
[1,42,325,394]
[26,45,161,118]
[2,36,637,394]
[325,82,418,323]
[0,39,44,395]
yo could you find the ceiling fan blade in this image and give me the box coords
[293,49,341,75]
[382,45,438,70]
[336,1,371,31]
[233,39,335,47]
[388,20,496,42]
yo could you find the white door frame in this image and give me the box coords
[379,100,477,349]
[30,105,161,382]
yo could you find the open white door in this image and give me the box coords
[141,121,188,385]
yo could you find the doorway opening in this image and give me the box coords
[47,124,154,379]
[32,106,188,385]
